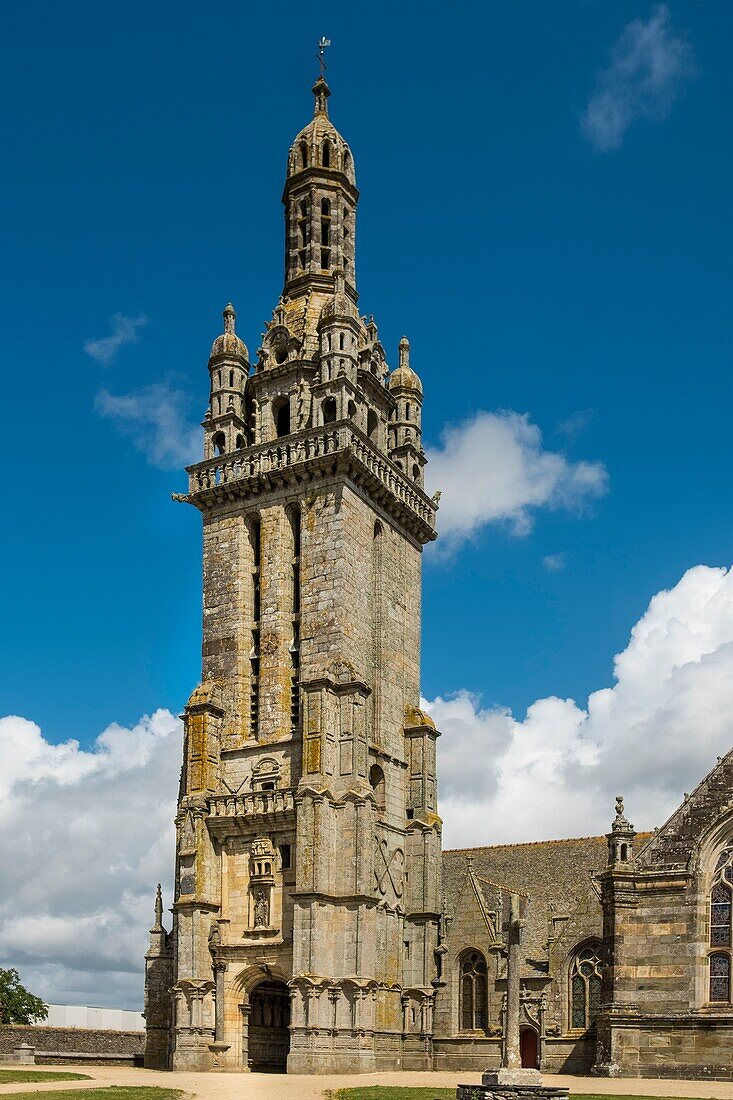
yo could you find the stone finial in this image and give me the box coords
[223,302,236,335]
[155,884,165,928]
[399,336,410,369]
[334,267,345,295]
[611,794,633,832]
[312,76,330,117]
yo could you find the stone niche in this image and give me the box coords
[248,836,277,937]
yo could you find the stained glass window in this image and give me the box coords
[570,944,602,1030]
[711,883,732,948]
[707,846,733,1003]
[710,953,730,1003]
[460,951,488,1031]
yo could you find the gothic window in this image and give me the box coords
[235,434,245,450]
[322,397,337,424]
[367,409,378,441]
[459,950,488,1032]
[300,141,308,168]
[344,149,351,172]
[322,139,331,167]
[711,882,732,948]
[249,517,261,738]
[288,507,301,732]
[710,953,731,1003]
[707,845,733,1003]
[213,431,226,456]
[569,943,602,1030]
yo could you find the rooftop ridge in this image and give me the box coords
[445,831,654,855]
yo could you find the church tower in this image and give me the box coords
[146,72,441,1075]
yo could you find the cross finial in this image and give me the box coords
[317,37,331,79]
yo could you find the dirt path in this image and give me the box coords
[1,1066,732,1100]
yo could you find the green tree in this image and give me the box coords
[0,968,48,1025]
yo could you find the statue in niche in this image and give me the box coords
[254,889,270,928]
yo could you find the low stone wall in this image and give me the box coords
[456,1087,569,1100]
[596,1012,733,1080]
[0,1025,144,1067]
[433,1035,596,1075]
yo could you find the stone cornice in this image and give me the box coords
[181,420,437,546]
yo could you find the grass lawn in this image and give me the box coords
[0,1089,184,1100]
[0,1069,91,1083]
[335,1092,705,1100]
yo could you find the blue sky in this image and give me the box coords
[1,0,732,744]
[6,0,733,1009]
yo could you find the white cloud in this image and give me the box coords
[84,314,149,366]
[542,553,567,572]
[0,710,179,1009]
[426,410,607,547]
[581,5,694,152]
[8,567,733,1007]
[429,564,733,848]
[95,379,201,470]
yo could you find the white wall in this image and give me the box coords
[42,1005,145,1032]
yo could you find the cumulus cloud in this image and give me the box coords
[3,567,733,1006]
[96,379,201,470]
[0,710,179,1009]
[429,564,733,848]
[426,410,607,546]
[581,5,694,152]
[84,314,149,366]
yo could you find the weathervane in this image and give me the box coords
[317,36,331,78]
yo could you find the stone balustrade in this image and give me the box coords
[207,788,296,821]
[186,422,436,533]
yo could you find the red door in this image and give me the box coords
[520,1027,538,1069]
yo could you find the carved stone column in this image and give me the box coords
[213,960,227,1043]
[482,893,542,1087]
[239,1002,251,1072]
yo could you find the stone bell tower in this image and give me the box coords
[146,72,441,1075]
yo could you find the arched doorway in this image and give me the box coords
[248,980,290,1072]
[520,1026,538,1069]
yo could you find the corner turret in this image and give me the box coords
[607,795,636,866]
[203,303,250,459]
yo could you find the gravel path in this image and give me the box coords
[1,1066,732,1100]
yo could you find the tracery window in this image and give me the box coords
[708,845,733,1003]
[570,943,602,1030]
[459,950,488,1032]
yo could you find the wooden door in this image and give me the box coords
[520,1027,538,1069]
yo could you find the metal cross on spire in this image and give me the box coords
[317,36,331,78]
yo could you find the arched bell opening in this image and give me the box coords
[247,979,291,1072]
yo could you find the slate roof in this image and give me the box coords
[443,836,610,971]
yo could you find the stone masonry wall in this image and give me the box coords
[0,1025,144,1065]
